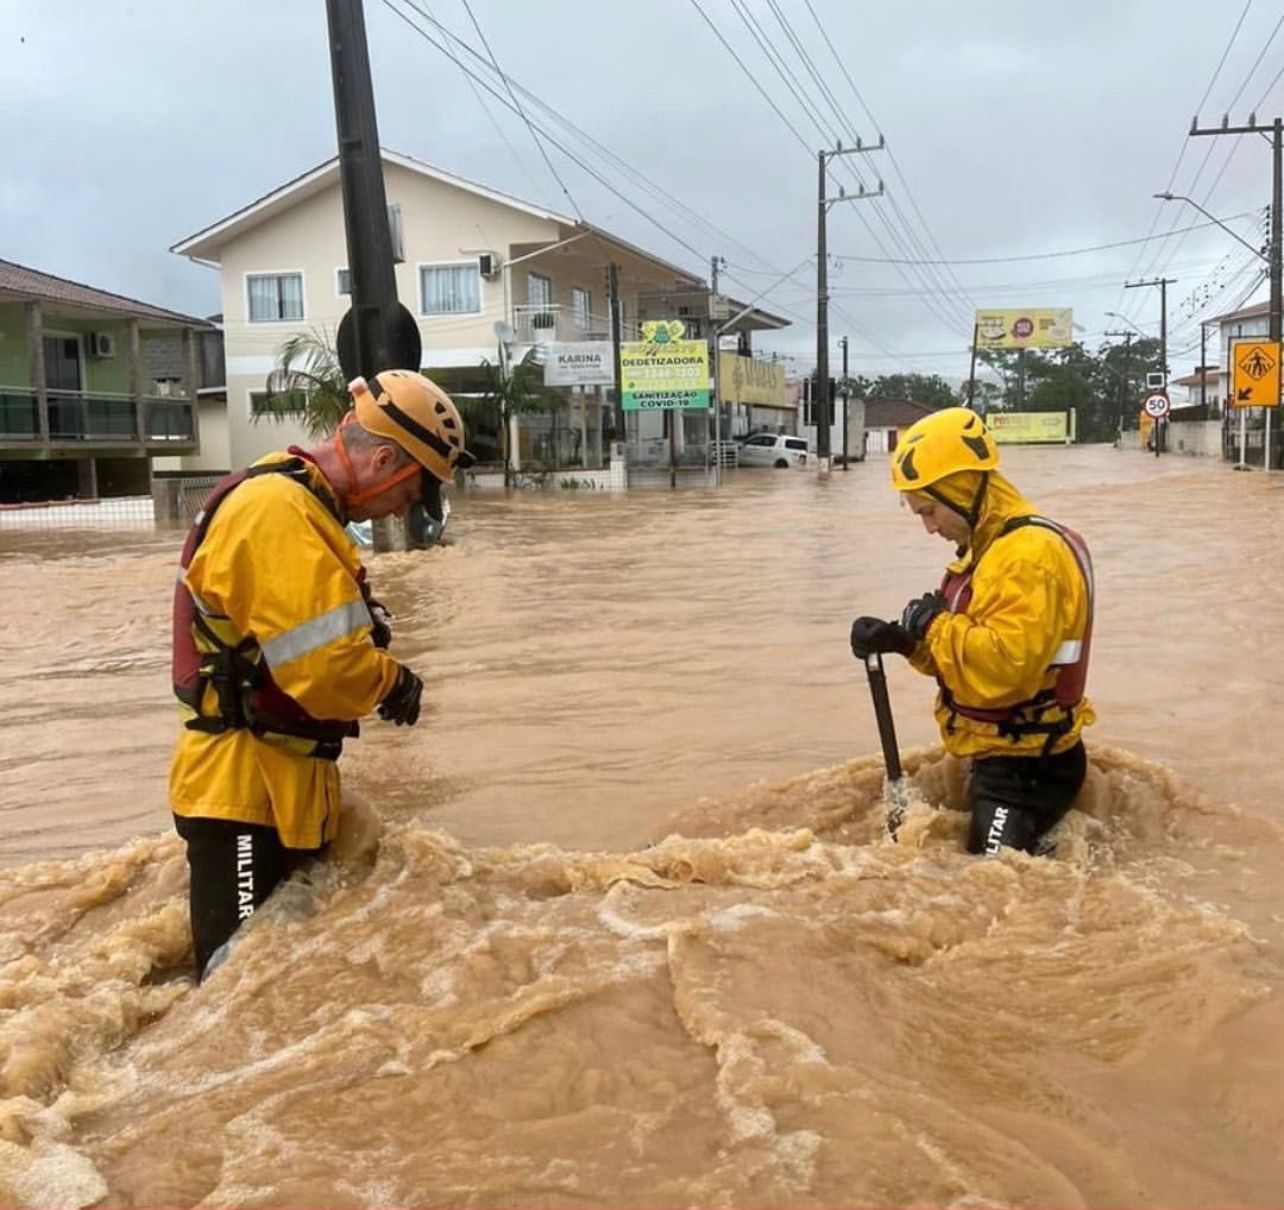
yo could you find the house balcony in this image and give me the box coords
[0,387,199,456]
[511,305,641,345]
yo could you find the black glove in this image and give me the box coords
[378,664,423,726]
[850,616,914,659]
[367,598,393,650]
[899,591,946,642]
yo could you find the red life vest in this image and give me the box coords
[937,515,1094,736]
[171,457,359,758]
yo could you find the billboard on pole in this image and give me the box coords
[975,308,1073,349]
[621,321,709,411]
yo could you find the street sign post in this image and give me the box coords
[1142,391,1169,458]
[1230,339,1281,471]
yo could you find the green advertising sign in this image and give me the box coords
[621,320,710,411]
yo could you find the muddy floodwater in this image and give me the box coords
[1,445,1282,1207]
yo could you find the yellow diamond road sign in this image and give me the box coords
[1231,338,1281,409]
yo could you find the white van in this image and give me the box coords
[736,433,810,468]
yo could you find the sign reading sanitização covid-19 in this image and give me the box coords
[621,320,709,411]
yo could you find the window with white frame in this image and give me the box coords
[572,286,591,330]
[419,263,481,315]
[246,273,304,322]
[336,267,351,296]
[528,273,552,308]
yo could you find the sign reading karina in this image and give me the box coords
[543,341,617,387]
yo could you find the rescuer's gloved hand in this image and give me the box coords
[367,598,393,650]
[378,664,423,726]
[850,616,914,659]
[899,591,946,643]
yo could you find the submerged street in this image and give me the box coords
[2,446,1283,1206]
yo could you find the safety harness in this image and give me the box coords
[936,515,1094,754]
[171,456,362,760]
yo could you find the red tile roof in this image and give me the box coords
[0,258,209,327]
[864,398,938,428]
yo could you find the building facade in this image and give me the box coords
[172,150,787,474]
[0,258,212,503]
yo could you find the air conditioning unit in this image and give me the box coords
[477,252,501,278]
[88,332,117,359]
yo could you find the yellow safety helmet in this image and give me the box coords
[349,370,474,484]
[890,406,998,493]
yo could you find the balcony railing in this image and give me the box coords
[0,388,196,447]
[511,305,642,344]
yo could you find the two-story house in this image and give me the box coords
[173,149,787,474]
[0,258,213,503]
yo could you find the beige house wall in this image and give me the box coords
[191,157,703,466]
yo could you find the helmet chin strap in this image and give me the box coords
[925,471,990,532]
[336,416,422,508]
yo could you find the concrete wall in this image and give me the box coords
[1119,419,1222,456]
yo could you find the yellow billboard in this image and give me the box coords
[718,354,787,408]
[988,411,1068,444]
[975,308,1073,349]
[620,320,709,411]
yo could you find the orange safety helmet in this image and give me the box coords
[348,370,474,484]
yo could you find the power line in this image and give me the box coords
[1114,0,1257,316]
[387,0,780,275]
[414,0,544,204]
[829,213,1258,265]
[700,0,973,336]
[455,0,583,220]
[382,0,958,378]
[797,0,981,319]
[686,0,812,154]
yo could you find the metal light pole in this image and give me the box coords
[1157,183,1276,466]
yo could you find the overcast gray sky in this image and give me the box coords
[2,0,1278,383]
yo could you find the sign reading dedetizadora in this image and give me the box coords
[621,320,710,411]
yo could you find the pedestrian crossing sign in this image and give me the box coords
[1230,338,1281,409]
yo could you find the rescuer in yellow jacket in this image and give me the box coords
[849,408,1095,856]
[169,369,473,979]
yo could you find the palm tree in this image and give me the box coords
[255,329,351,437]
[464,345,563,485]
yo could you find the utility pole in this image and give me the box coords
[1125,275,1175,456]
[1104,329,1134,441]
[839,335,849,470]
[325,0,418,381]
[710,254,726,482]
[1200,322,1208,410]
[608,262,624,460]
[1191,114,1281,465]
[817,138,883,473]
[965,322,979,407]
[325,0,423,549]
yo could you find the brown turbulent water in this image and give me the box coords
[1,446,1282,1207]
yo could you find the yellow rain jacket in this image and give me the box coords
[908,469,1096,760]
[169,451,400,848]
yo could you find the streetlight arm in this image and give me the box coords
[717,257,814,334]
[1153,192,1268,262]
[1104,310,1148,338]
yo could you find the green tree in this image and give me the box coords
[256,329,351,437]
[460,345,563,483]
[866,372,958,409]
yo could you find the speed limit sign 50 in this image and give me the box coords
[1142,392,1170,419]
